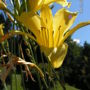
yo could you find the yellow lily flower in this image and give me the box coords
[1,4,89,68]
[28,0,69,12]
[16,6,78,68]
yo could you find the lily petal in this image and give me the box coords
[63,21,90,42]
[40,6,53,47]
[28,0,43,12]
[49,43,68,68]
[53,8,77,47]
[40,46,54,57]
[44,0,69,7]
[56,0,69,7]
[28,0,69,13]
[16,12,41,38]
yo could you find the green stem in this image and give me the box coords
[4,83,8,90]
[40,53,48,89]
[14,70,18,90]
[0,30,36,43]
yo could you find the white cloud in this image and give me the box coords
[73,39,80,44]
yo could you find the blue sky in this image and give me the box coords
[53,0,90,45]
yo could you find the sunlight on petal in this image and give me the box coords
[44,0,69,7]
[49,43,68,68]
[40,6,53,47]
[53,8,78,47]
[28,0,43,12]
[16,12,41,38]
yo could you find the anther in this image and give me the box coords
[46,19,47,23]
[41,27,46,30]
[58,25,61,30]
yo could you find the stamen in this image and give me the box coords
[58,25,61,30]
[57,25,61,46]
[41,27,47,46]
[46,28,49,47]
[46,19,47,23]
[41,27,46,30]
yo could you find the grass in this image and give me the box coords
[50,81,80,90]
[6,74,80,90]
[7,74,23,90]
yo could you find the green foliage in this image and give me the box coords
[61,37,90,90]
[50,81,79,90]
